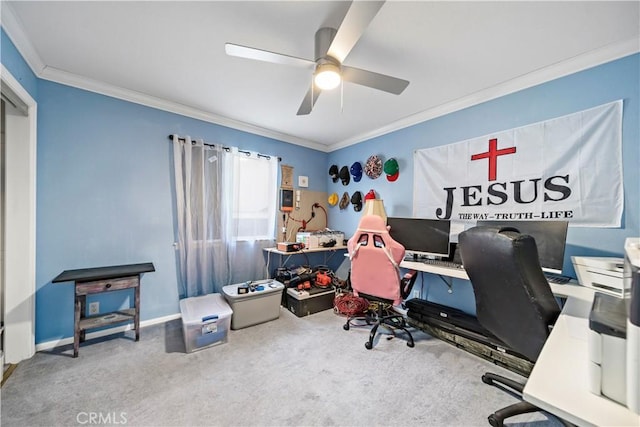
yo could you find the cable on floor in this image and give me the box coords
[333,291,369,317]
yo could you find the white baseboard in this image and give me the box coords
[35,313,182,352]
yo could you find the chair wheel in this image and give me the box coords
[488,414,502,427]
[343,323,350,331]
[407,341,415,348]
[482,374,493,385]
[364,341,373,350]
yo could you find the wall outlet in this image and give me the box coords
[89,302,99,315]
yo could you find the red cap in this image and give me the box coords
[386,171,399,182]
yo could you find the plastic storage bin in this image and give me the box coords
[179,293,233,353]
[286,286,335,317]
[222,280,284,329]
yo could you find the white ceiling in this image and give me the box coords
[3,1,639,152]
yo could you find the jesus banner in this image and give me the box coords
[413,100,623,227]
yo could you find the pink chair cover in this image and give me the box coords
[347,215,406,305]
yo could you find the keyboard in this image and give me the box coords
[544,273,571,284]
[417,258,465,270]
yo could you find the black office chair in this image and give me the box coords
[458,226,568,427]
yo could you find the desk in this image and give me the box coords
[400,259,469,280]
[53,262,155,357]
[264,246,346,270]
[401,258,639,424]
[400,259,582,295]
[523,289,640,426]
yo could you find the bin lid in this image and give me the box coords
[222,280,284,300]
[179,293,233,325]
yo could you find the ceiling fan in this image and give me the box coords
[224,1,409,115]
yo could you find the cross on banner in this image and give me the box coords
[470,138,517,181]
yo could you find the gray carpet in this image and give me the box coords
[1,308,563,427]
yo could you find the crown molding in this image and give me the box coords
[0,2,46,75]
[327,37,640,152]
[39,66,328,152]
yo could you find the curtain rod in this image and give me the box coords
[168,135,281,161]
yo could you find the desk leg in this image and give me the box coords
[74,298,81,358]
[134,282,140,342]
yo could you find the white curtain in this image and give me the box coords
[173,136,277,297]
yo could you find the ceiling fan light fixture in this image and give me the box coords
[314,63,341,90]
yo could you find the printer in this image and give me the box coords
[588,292,627,405]
[572,256,627,298]
[586,238,640,414]
[625,238,640,414]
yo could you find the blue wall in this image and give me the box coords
[33,81,328,344]
[327,54,640,315]
[3,24,330,345]
[3,21,639,341]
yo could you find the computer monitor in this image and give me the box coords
[476,220,569,274]
[386,217,451,259]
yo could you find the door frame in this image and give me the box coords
[1,64,37,363]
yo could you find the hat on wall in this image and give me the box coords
[339,166,350,185]
[351,191,363,212]
[328,192,339,206]
[364,155,383,179]
[364,189,376,201]
[329,164,339,183]
[339,192,350,210]
[384,158,399,182]
[350,161,363,182]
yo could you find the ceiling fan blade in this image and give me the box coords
[342,66,409,95]
[296,85,322,116]
[326,1,385,63]
[225,43,315,69]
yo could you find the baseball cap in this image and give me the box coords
[339,166,350,185]
[364,189,376,200]
[350,161,363,182]
[384,158,399,182]
[339,192,350,210]
[329,165,339,183]
[364,155,383,179]
[351,191,363,212]
[328,192,339,206]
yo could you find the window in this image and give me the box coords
[180,144,277,243]
[232,154,277,241]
